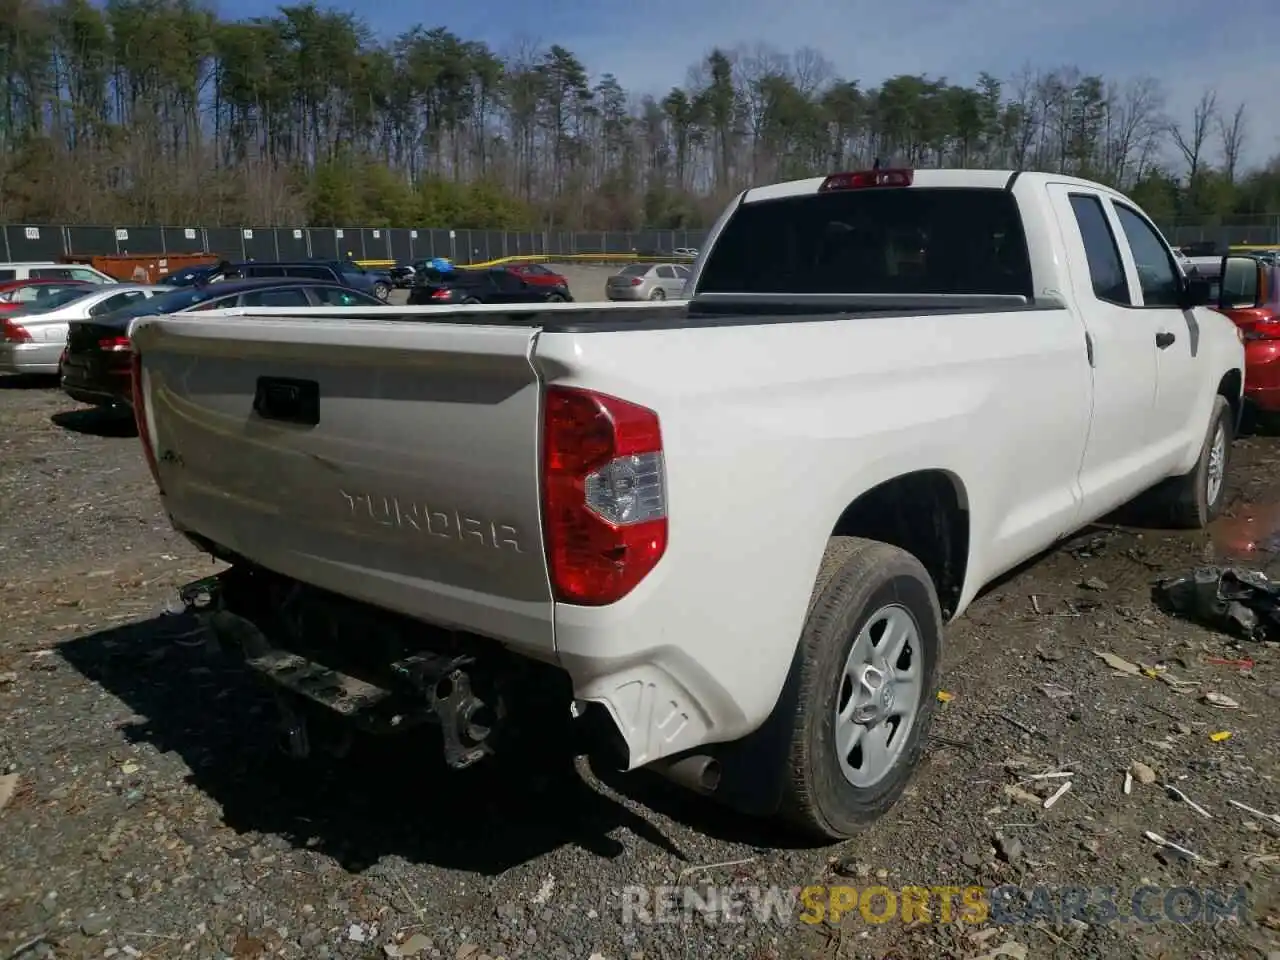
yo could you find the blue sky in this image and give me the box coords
[216,0,1280,170]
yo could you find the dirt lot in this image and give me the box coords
[3,377,1280,960]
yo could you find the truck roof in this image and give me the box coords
[743,169,1133,204]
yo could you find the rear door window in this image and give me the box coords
[30,267,74,280]
[287,265,336,281]
[309,286,380,306]
[240,287,312,307]
[697,187,1034,297]
[1068,194,1131,305]
[89,291,146,316]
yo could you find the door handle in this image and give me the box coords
[1155,331,1176,349]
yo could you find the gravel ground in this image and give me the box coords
[4,376,1280,960]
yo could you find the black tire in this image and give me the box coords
[778,536,942,840]
[462,296,481,305]
[546,293,566,303]
[373,282,390,301]
[1163,395,1233,529]
[650,288,666,301]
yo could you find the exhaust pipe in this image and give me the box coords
[650,754,722,794]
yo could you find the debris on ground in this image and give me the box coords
[1095,650,1143,675]
[1203,691,1241,709]
[1154,565,1280,640]
[0,772,17,815]
[1130,760,1157,784]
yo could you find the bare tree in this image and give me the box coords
[1107,77,1164,183]
[1218,102,1247,184]
[1169,87,1218,185]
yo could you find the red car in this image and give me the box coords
[0,278,91,314]
[1211,256,1280,416]
[504,263,570,289]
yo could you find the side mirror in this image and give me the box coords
[1215,255,1264,310]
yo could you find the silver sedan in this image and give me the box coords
[0,284,173,375]
[605,263,691,301]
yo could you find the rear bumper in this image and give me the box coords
[61,357,131,406]
[606,288,645,301]
[0,342,60,375]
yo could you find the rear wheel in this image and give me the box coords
[373,281,390,301]
[546,293,566,303]
[778,537,941,840]
[462,296,481,305]
[650,288,666,301]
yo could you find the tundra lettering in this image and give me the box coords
[338,489,523,552]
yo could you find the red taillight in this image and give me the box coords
[430,288,451,301]
[1,318,31,343]
[130,352,163,493]
[1243,313,1280,340]
[99,335,131,352]
[630,277,643,286]
[819,169,914,191]
[542,386,667,605]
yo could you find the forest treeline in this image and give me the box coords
[0,0,1276,229]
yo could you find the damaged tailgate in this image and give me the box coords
[129,313,554,655]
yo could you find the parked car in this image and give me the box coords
[61,278,383,409]
[407,266,572,305]
[505,263,570,289]
[0,262,117,284]
[673,247,699,258]
[0,284,170,376]
[128,167,1243,841]
[605,262,690,300]
[1191,254,1280,420]
[157,259,393,301]
[0,278,92,314]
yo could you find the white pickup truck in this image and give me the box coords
[129,168,1244,840]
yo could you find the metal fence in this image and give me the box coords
[7,220,1280,264]
[0,225,711,265]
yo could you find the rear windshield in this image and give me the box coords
[619,264,651,277]
[697,187,1033,298]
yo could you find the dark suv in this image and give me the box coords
[60,278,384,409]
[158,259,393,300]
[407,267,572,305]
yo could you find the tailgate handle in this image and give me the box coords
[253,376,319,426]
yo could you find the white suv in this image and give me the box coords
[0,262,116,283]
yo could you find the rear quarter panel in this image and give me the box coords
[535,305,1091,757]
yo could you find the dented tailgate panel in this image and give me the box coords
[131,315,555,656]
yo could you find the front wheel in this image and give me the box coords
[546,292,566,303]
[778,537,942,840]
[1161,395,1233,528]
[373,281,390,301]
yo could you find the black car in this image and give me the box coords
[407,267,573,305]
[158,259,393,301]
[60,278,384,409]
